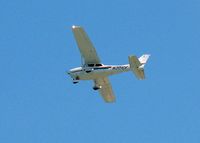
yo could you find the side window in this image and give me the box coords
[95,64,102,66]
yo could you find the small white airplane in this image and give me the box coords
[68,25,150,103]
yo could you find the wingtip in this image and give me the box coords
[72,25,81,29]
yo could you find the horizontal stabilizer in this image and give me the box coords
[128,54,150,80]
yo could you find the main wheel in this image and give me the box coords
[93,86,100,90]
[93,85,102,90]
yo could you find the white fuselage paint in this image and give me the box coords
[68,64,131,81]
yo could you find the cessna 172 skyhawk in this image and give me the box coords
[68,25,150,103]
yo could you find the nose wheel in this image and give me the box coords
[72,76,79,84]
[73,81,79,84]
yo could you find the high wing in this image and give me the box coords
[94,77,115,103]
[72,26,101,64]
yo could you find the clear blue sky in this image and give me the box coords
[1,0,200,142]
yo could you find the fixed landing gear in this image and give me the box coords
[72,76,79,84]
[85,70,91,73]
[73,81,79,84]
[93,86,102,90]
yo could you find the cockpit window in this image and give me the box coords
[95,64,103,66]
[88,64,95,67]
[87,63,103,67]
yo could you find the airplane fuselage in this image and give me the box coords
[68,64,131,82]
[67,25,150,102]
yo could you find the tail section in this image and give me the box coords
[139,54,150,64]
[128,54,150,80]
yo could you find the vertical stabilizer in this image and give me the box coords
[139,54,150,64]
